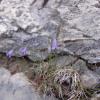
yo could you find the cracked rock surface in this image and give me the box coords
[0,0,100,64]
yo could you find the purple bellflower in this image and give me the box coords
[6,49,14,58]
[19,47,27,56]
[51,38,58,50]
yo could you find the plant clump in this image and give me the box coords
[30,62,89,100]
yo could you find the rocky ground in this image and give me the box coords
[0,0,100,100]
[0,54,57,100]
[0,54,99,100]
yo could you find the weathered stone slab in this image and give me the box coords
[0,0,100,64]
[0,68,57,100]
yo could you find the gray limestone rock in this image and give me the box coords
[80,70,100,89]
[0,68,57,100]
[0,0,100,66]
